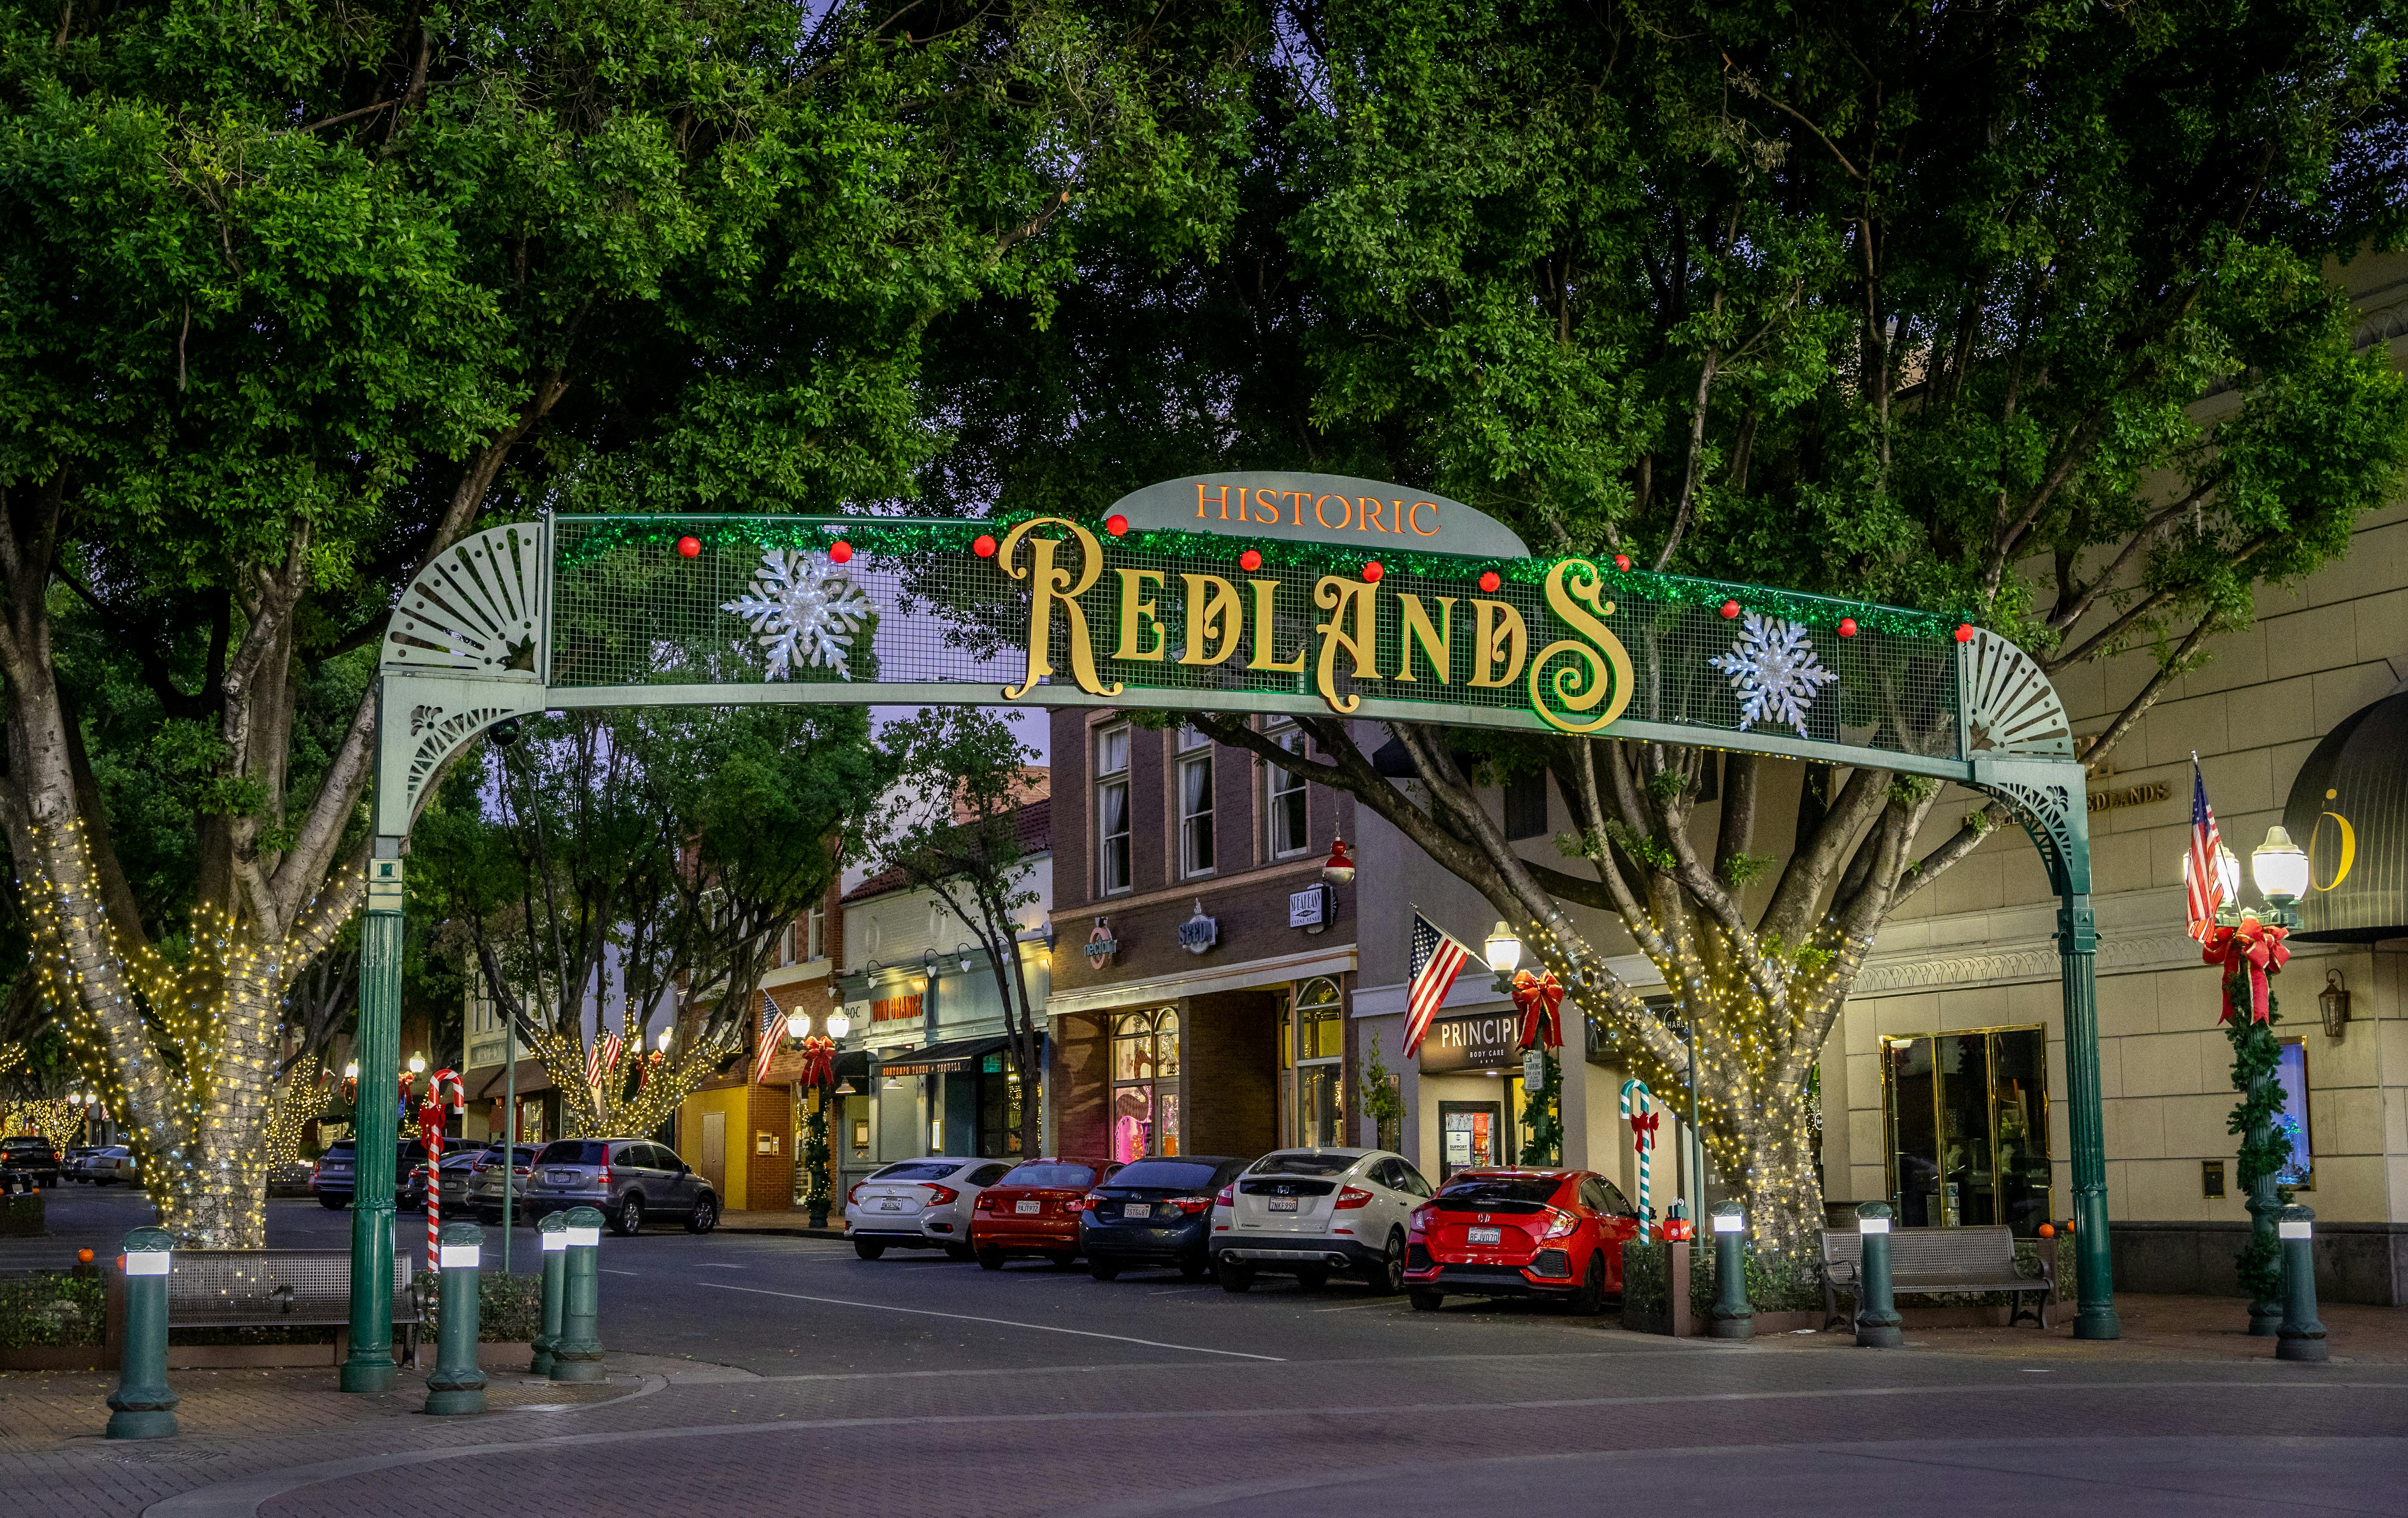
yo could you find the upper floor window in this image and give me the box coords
[1177,733,1215,878]
[806,903,825,962]
[1096,724,1132,895]
[1503,770,1550,841]
[1265,723,1308,857]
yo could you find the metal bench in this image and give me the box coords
[161,1248,422,1362]
[1819,1224,2051,1330]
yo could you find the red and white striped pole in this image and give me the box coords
[418,1070,465,1272]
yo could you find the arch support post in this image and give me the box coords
[342,824,406,1391]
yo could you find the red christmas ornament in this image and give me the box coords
[675,535,701,559]
[1954,622,1975,643]
[1613,553,1632,572]
[1719,599,1740,619]
[1105,514,1129,537]
[828,540,854,565]
[1361,560,1384,583]
[1238,549,1263,573]
[1478,570,1501,593]
[1837,617,1858,638]
[972,533,997,558]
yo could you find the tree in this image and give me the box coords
[862,709,1051,1161]
[937,0,2408,1248]
[0,0,1240,1243]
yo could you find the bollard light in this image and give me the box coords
[1713,1211,1744,1234]
[1708,1200,1753,1340]
[425,1221,489,1415]
[1853,1201,1903,1348]
[2275,1204,2328,1363]
[106,1227,178,1439]
[532,1212,569,1377]
[551,1205,607,1383]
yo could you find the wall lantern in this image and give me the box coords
[958,943,975,974]
[2320,969,2351,1040]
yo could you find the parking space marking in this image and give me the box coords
[694,1281,1286,1361]
[1311,1299,1408,1313]
[602,1268,640,1276]
[697,1263,747,1269]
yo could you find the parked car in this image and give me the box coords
[969,1157,1122,1269]
[78,1146,141,1186]
[1210,1148,1432,1294]
[1079,1155,1248,1281]
[507,1138,718,1236]
[0,1136,62,1187]
[61,1145,104,1181]
[310,1139,430,1211]
[845,1157,1014,1259]
[1404,1167,1643,1315]
[458,1143,533,1219]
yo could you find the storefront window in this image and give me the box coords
[1881,1026,2051,1235]
[1112,1009,1180,1162]
[1294,978,1343,1147]
[978,1053,1027,1158]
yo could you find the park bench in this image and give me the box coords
[152,1248,423,1363]
[1819,1224,2051,1331]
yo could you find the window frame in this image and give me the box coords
[1177,744,1216,879]
[1264,721,1310,859]
[1095,723,1132,897]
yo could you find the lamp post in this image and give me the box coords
[2233,826,2308,1336]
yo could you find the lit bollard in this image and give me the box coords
[531,1212,568,1377]
[106,1227,179,1440]
[549,1205,606,1383]
[2276,1204,2328,1364]
[425,1222,489,1415]
[1854,1202,1903,1349]
[1708,1201,1753,1340]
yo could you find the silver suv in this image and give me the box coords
[484,1137,718,1236]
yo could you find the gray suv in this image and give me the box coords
[486,1137,718,1236]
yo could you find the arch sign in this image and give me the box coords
[336,474,2115,1396]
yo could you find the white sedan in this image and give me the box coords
[1210,1147,1433,1294]
[845,1157,1014,1260]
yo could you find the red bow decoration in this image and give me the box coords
[1629,1110,1660,1152]
[798,1035,836,1088]
[1512,968,1564,1051]
[2202,913,2289,1026]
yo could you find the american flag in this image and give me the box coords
[2184,759,2226,940]
[583,1038,603,1090]
[600,1030,624,1073]
[1405,910,1476,1056]
[751,991,784,1086]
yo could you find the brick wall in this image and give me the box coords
[746,1082,793,1211]
[1050,1010,1110,1157]
[1182,988,1280,1157]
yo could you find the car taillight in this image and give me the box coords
[1173,1197,1212,1214]
[923,1184,958,1206]
[974,1190,999,1211]
[847,1183,864,1205]
[1335,1186,1374,1210]
[596,1165,611,1188]
[1214,1185,1234,1208]
[1540,1208,1580,1240]
[1409,1205,1432,1230]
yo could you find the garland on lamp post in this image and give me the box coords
[796,1035,836,1227]
[2207,909,2292,1334]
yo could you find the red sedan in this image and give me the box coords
[970,1158,1121,1269]
[1405,1167,1642,1314]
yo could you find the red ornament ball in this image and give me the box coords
[1105,514,1129,537]
[972,534,997,559]
[1613,553,1632,572]
[1238,549,1263,573]
[1953,621,1975,643]
[675,535,701,559]
[1719,599,1741,619]
[1361,560,1384,583]
[1478,570,1502,593]
[828,540,854,565]
[1837,617,1858,638]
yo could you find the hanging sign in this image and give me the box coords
[1177,900,1220,955]
[1084,917,1119,970]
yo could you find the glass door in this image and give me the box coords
[1438,1102,1502,1180]
[1882,1026,2051,1236]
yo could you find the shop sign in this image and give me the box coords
[1178,899,1220,954]
[1085,917,1119,970]
[1288,884,1333,933]
[879,1053,969,1077]
[1418,1010,1519,1074]
[870,993,922,1023]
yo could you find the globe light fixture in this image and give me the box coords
[656,1026,674,1053]
[1484,921,1523,991]
[2214,842,2243,916]
[785,1010,809,1040]
[344,1060,360,1080]
[826,1008,852,1040]
[408,1052,427,1076]
[2251,825,2310,921]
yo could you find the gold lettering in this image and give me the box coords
[1114,567,1167,661]
[1248,578,1307,672]
[1289,491,1305,527]
[1359,497,1388,532]
[1196,482,1231,521]
[1527,559,1634,734]
[1396,594,1454,684]
[2310,810,2357,892]
[997,518,1121,699]
[1408,500,1440,535]
[1313,575,1383,713]
[1314,493,1351,530]
[1390,499,1406,533]
[1467,599,1526,687]
[1179,574,1244,666]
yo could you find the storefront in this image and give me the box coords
[1878,1026,2053,1235]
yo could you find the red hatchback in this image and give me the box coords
[1405,1168,1642,1314]
[970,1158,1122,1269]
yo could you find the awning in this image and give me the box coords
[2282,691,2408,942]
[873,1032,1045,1078]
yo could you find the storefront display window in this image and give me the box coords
[1881,1025,2051,1235]
[978,1052,1028,1158]
[1112,1009,1180,1162]
[1294,978,1343,1148]
[2276,1039,2313,1189]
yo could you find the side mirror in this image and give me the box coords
[680,1164,691,1175]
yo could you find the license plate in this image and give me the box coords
[878,1201,903,1211]
[1015,1199,1041,1214]
[1123,1203,1151,1220]
[546,1170,579,1185]
[1467,1226,1502,1245]
[1269,1197,1299,1213]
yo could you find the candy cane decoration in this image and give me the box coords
[1620,1078,1657,1241]
[418,1068,465,1273]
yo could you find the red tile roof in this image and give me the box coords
[842,797,1051,904]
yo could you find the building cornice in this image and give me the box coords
[1043,944,1358,1017]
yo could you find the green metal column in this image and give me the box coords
[2058,890,2120,1341]
[341,841,405,1393]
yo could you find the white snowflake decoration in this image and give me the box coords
[1709,613,1837,737]
[721,548,872,681]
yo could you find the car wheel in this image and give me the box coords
[1571,1250,1607,1316]
[1179,1257,1211,1281]
[1295,1267,1329,1291]
[1047,1251,1078,1269]
[685,1196,718,1235]
[1367,1230,1406,1296]
[1219,1261,1255,1293]
[613,1196,644,1236]
[976,1249,1006,1271]
[1409,1288,1445,1312]
[1089,1261,1121,1282]
[318,1195,347,1210]
[854,1238,887,1261]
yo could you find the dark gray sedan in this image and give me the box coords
[480,1137,718,1236]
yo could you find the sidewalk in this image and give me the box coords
[715,1209,847,1241]
[1781,1290,2408,1364]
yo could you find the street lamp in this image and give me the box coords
[344,1060,360,1080]
[1484,921,1523,992]
[2253,825,2310,928]
[826,1008,852,1040]
[785,1010,809,1041]
[958,943,974,974]
[656,1025,673,1054]
[408,1052,427,1077]
[2214,842,2242,922]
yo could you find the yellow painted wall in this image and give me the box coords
[679,1085,752,1212]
